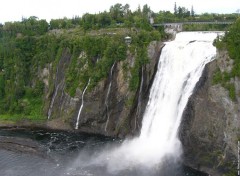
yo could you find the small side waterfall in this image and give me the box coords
[104,62,116,132]
[133,66,144,131]
[47,83,61,119]
[60,83,65,113]
[75,79,91,130]
[47,54,67,120]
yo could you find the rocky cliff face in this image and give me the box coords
[43,41,164,137]
[180,50,240,175]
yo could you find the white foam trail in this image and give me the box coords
[75,79,91,130]
[134,66,144,131]
[105,62,116,132]
[48,83,61,119]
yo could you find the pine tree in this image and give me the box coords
[191,5,195,17]
[174,2,177,15]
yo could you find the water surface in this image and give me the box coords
[0,127,207,176]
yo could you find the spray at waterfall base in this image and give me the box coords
[65,32,221,175]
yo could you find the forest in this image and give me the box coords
[0,3,239,121]
[213,18,240,100]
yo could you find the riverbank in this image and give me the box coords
[0,117,73,131]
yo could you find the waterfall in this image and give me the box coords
[136,32,219,164]
[75,79,91,130]
[60,83,65,113]
[70,32,222,175]
[87,32,220,172]
[47,83,61,119]
[104,62,116,132]
[133,66,144,131]
[47,57,63,120]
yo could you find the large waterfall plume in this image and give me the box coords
[66,32,221,175]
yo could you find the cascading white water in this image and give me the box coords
[140,32,220,142]
[47,59,63,120]
[48,83,61,119]
[70,32,222,175]
[134,66,144,131]
[75,79,91,130]
[104,62,116,132]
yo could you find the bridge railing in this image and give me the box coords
[153,21,234,27]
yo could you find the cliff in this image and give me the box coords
[180,50,240,175]
[44,41,164,137]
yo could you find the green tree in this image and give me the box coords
[174,2,177,15]
[142,4,151,17]
[191,5,195,17]
[110,3,124,23]
[97,12,112,28]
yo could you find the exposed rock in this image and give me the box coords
[0,136,46,158]
[44,48,75,121]
[74,41,164,137]
[46,118,72,131]
[45,41,164,138]
[180,50,240,175]
[134,42,165,133]
[40,67,50,87]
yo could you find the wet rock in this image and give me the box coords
[44,41,165,138]
[180,50,240,175]
[0,136,46,157]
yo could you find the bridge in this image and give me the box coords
[153,21,234,27]
[152,21,234,32]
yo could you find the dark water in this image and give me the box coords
[0,127,208,176]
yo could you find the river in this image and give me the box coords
[0,127,207,176]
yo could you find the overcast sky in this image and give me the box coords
[0,0,239,23]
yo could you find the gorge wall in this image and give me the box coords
[43,41,164,138]
[180,50,240,175]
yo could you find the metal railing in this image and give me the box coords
[153,21,234,27]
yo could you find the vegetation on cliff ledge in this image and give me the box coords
[213,17,240,100]
[0,4,164,121]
